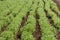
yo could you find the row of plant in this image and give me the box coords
[37,0,57,40]
[6,0,33,35]
[0,0,33,40]
[20,0,38,40]
[0,0,25,18]
[0,0,26,31]
[50,0,60,15]
[44,0,60,30]
[0,0,19,16]
[0,0,27,21]
[44,0,60,15]
[21,15,36,40]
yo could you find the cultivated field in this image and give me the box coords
[0,0,60,40]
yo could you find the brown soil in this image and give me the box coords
[16,28,21,40]
[16,1,34,40]
[0,22,10,33]
[16,12,30,40]
[44,9,60,40]
[56,30,60,40]
[54,0,60,40]
[44,9,59,29]
[53,0,60,9]
[21,12,29,27]
[0,9,22,34]
[43,0,59,29]
[50,6,60,18]
[33,10,41,40]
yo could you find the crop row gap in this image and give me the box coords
[0,7,22,33]
[16,11,30,40]
[50,6,60,18]
[15,2,33,39]
[43,0,60,40]
[33,1,41,40]
[53,0,60,9]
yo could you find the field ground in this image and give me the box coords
[0,0,60,40]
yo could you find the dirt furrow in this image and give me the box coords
[44,9,59,29]
[0,9,21,33]
[44,9,60,40]
[50,6,60,18]
[43,0,60,40]
[33,1,41,39]
[33,13,41,40]
[16,12,30,40]
[53,0,60,9]
[56,31,60,40]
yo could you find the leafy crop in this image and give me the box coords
[0,0,60,40]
